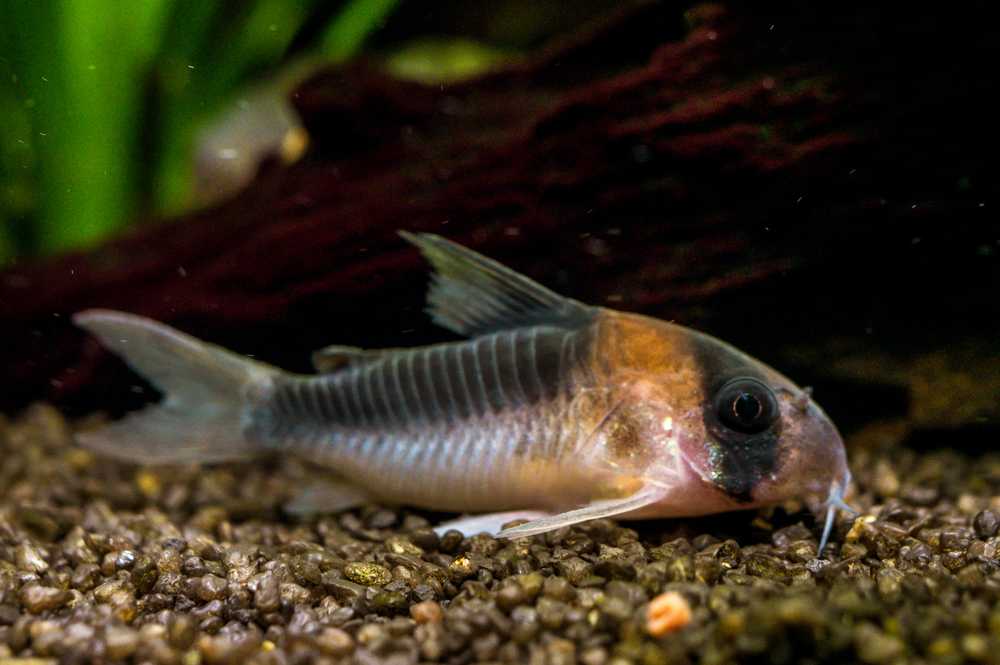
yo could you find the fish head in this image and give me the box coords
[676,327,849,510]
[593,313,849,514]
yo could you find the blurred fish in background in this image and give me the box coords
[192,75,309,207]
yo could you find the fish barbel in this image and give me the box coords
[74,232,851,547]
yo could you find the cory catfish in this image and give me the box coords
[75,232,852,550]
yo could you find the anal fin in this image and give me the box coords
[496,482,667,539]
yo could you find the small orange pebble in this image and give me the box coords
[410,600,444,624]
[646,591,692,636]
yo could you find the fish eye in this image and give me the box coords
[713,377,779,435]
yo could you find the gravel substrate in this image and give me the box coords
[2,404,1000,664]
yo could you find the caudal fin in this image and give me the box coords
[73,310,277,464]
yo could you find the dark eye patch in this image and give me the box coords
[686,332,787,502]
[703,377,783,501]
[706,431,780,501]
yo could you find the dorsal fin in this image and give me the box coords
[400,231,595,336]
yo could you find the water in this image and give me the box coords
[0,3,997,661]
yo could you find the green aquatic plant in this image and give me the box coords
[0,0,399,265]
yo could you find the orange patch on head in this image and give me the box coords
[646,591,692,636]
[592,311,703,405]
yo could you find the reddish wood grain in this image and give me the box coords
[1,2,996,418]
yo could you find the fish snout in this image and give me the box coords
[772,396,850,503]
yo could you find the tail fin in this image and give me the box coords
[73,309,278,464]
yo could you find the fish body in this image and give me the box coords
[75,232,850,542]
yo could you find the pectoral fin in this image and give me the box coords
[495,482,667,539]
[434,510,552,537]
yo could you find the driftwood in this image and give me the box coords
[1,2,997,430]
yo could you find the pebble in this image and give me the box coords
[371,589,408,612]
[410,600,443,624]
[855,623,904,664]
[1,406,999,664]
[14,544,48,574]
[344,562,392,586]
[547,637,577,665]
[496,581,525,610]
[973,509,1000,539]
[646,591,692,636]
[447,554,478,580]
[510,606,540,643]
[194,574,228,601]
[315,626,355,656]
[19,585,70,613]
[438,530,464,554]
[197,629,262,665]
[104,625,139,660]
[254,573,281,612]
[536,597,569,629]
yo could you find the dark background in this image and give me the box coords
[1,2,997,453]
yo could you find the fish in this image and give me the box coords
[194,73,309,207]
[73,231,852,551]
